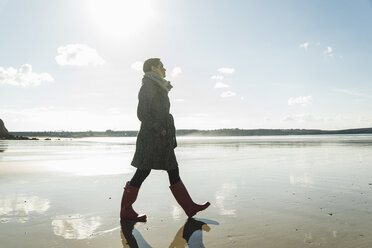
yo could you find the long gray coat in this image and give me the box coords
[131,76,178,170]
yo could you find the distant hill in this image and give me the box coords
[9,127,372,138]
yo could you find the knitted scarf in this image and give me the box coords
[144,71,173,93]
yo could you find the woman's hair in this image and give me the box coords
[143,58,161,73]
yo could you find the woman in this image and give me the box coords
[120,58,210,222]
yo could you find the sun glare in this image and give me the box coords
[85,0,155,37]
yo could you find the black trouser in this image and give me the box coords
[129,168,181,187]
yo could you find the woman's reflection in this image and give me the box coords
[120,218,218,248]
[120,220,151,248]
[169,218,218,248]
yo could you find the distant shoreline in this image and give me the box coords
[9,127,372,138]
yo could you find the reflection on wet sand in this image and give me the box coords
[0,195,50,223]
[179,135,372,149]
[120,218,218,248]
[51,214,101,239]
[169,218,218,248]
[120,220,151,248]
[0,141,7,153]
[289,172,313,187]
[215,184,237,216]
[0,147,5,153]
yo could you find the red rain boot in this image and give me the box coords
[120,182,147,222]
[169,180,210,218]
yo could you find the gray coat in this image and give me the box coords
[131,76,178,170]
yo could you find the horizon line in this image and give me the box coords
[9,126,372,133]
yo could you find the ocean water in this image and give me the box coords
[0,135,372,247]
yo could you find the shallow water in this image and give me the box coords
[0,135,372,247]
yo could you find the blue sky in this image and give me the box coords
[0,0,372,131]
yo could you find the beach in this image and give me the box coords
[0,135,372,247]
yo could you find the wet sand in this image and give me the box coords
[0,136,372,247]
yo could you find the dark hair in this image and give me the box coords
[143,58,161,73]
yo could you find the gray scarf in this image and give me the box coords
[144,71,173,93]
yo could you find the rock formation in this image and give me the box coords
[0,119,33,140]
[0,118,12,139]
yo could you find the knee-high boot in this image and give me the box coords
[169,180,210,218]
[120,182,147,222]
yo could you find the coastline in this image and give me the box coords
[8,127,372,139]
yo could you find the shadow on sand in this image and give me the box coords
[120,218,219,248]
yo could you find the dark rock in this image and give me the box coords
[0,118,12,139]
[1,118,34,140]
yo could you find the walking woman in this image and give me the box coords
[120,58,210,222]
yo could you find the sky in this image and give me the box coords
[0,0,372,131]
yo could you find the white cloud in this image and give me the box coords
[130,61,143,71]
[214,82,229,88]
[323,46,333,55]
[171,67,182,77]
[288,95,313,106]
[174,99,185,102]
[220,91,236,98]
[333,89,372,98]
[299,42,310,50]
[0,64,54,87]
[55,44,105,66]
[211,75,224,80]
[218,67,235,74]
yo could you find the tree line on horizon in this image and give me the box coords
[8,127,372,138]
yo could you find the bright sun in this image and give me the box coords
[85,0,155,37]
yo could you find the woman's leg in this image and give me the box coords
[167,167,181,185]
[130,169,151,187]
[120,169,150,221]
[168,167,210,218]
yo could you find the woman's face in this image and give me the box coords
[152,61,166,78]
